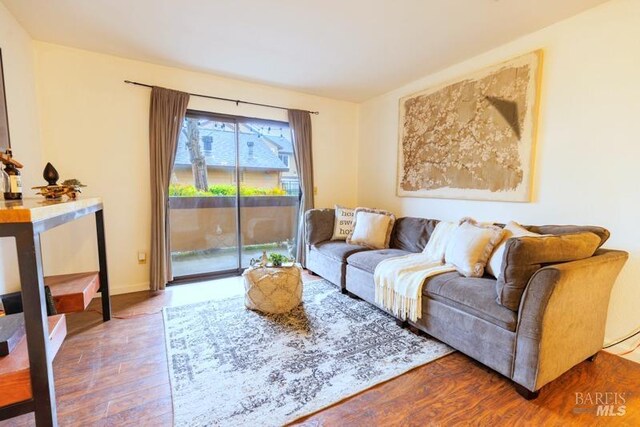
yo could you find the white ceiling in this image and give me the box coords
[2,0,608,102]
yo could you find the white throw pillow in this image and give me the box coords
[422,221,458,262]
[486,221,541,279]
[347,208,395,249]
[444,220,505,278]
[331,205,355,240]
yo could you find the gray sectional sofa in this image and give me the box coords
[305,209,628,399]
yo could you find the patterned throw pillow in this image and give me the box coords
[331,206,355,240]
[347,208,396,249]
[444,219,505,278]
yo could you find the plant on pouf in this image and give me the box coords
[268,253,293,267]
[249,252,294,268]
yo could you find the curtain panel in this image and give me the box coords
[149,86,190,290]
[288,109,314,267]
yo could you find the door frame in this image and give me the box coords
[168,109,293,285]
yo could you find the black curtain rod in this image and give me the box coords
[124,80,319,115]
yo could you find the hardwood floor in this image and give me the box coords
[1,274,639,426]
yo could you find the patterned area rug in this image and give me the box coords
[163,279,454,426]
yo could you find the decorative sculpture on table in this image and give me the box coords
[32,162,87,200]
[43,162,59,185]
[61,179,87,199]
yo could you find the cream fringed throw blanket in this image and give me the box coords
[374,222,458,321]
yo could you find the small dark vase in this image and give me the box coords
[43,163,59,186]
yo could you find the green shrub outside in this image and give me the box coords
[169,183,287,197]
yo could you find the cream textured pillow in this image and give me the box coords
[347,208,396,249]
[445,220,505,277]
[331,205,355,240]
[486,221,541,279]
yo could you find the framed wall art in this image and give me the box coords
[397,50,542,202]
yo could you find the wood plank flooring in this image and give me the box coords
[1,274,638,426]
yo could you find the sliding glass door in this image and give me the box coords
[168,111,300,281]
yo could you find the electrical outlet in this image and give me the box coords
[138,251,147,264]
[313,186,318,195]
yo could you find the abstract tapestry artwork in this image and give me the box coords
[397,51,542,201]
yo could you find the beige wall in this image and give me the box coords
[0,3,43,295]
[357,0,640,344]
[33,42,359,294]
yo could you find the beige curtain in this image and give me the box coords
[288,109,314,267]
[149,87,190,290]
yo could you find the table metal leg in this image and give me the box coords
[95,209,111,322]
[15,225,57,427]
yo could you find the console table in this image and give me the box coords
[0,197,111,426]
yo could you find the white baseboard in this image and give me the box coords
[604,339,640,364]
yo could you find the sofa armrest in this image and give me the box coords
[512,249,628,391]
[304,208,335,245]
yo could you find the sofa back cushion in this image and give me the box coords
[496,232,602,311]
[305,209,335,245]
[390,217,440,252]
[525,224,609,248]
[486,221,541,278]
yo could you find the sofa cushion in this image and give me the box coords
[423,272,518,331]
[311,241,370,263]
[487,221,541,278]
[496,232,602,311]
[307,247,345,289]
[305,209,335,245]
[346,249,411,274]
[525,224,609,248]
[390,217,440,253]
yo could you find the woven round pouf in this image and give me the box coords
[243,265,303,314]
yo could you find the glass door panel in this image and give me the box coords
[169,115,240,278]
[237,120,300,268]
